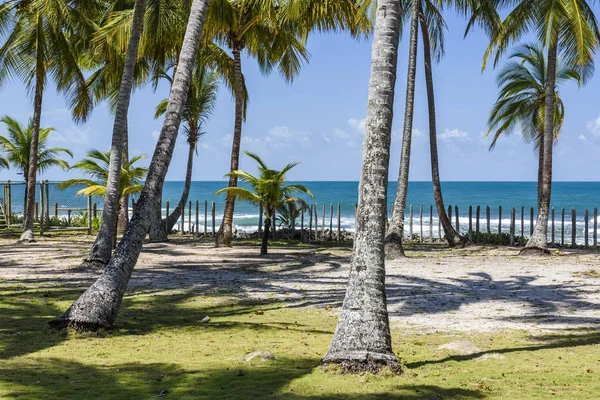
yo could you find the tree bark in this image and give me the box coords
[118,120,130,235]
[384,0,419,259]
[19,67,44,242]
[51,0,211,331]
[261,217,270,255]
[419,7,467,248]
[164,136,196,233]
[322,0,401,374]
[80,0,147,269]
[521,42,557,255]
[217,46,244,247]
[537,131,543,211]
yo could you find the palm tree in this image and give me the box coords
[484,0,599,255]
[487,44,580,209]
[0,0,96,242]
[323,0,402,373]
[210,0,373,247]
[154,66,219,234]
[79,0,148,269]
[385,0,420,259]
[215,152,313,255]
[58,150,147,246]
[52,0,212,331]
[0,116,72,213]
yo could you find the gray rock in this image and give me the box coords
[242,351,276,362]
[438,340,481,355]
[202,316,210,323]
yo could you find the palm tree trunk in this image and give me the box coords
[217,45,244,247]
[51,0,211,331]
[522,42,557,255]
[19,67,44,242]
[80,0,147,269]
[384,0,419,259]
[261,217,270,255]
[419,7,466,248]
[537,132,543,211]
[322,0,401,373]
[164,137,196,233]
[118,120,130,235]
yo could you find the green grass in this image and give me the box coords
[1,285,599,399]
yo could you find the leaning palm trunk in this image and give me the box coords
[217,47,244,247]
[51,0,211,331]
[384,0,419,259]
[522,42,557,255]
[322,0,401,373]
[420,8,466,248]
[537,133,543,211]
[19,75,43,242]
[118,127,130,234]
[164,138,196,233]
[81,0,147,269]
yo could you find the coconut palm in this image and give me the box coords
[323,0,402,373]
[53,0,212,331]
[484,0,600,254]
[211,0,373,247]
[215,152,313,255]
[487,44,581,209]
[0,0,97,241]
[0,116,72,213]
[154,66,219,234]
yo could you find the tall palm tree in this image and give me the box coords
[484,0,599,254]
[59,149,147,247]
[52,0,212,331]
[154,66,219,234]
[487,44,580,209]
[215,152,313,255]
[323,0,402,373]
[211,0,373,247]
[0,116,72,212]
[385,0,420,259]
[0,0,96,242]
[80,0,148,269]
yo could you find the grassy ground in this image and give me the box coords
[1,284,599,399]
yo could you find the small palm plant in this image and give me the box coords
[58,149,147,240]
[215,152,313,255]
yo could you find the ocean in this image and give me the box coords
[18,181,600,242]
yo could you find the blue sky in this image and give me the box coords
[1,9,600,182]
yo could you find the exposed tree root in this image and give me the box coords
[49,317,109,333]
[519,246,551,256]
[323,354,402,375]
[448,234,472,249]
[384,233,405,260]
[77,260,107,270]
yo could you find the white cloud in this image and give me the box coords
[413,128,423,137]
[578,134,588,142]
[326,117,370,147]
[152,131,160,140]
[439,128,470,141]
[221,126,313,151]
[348,117,366,133]
[586,114,600,136]
[48,126,93,147]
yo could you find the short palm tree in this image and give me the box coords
[0,116,72,212]
[484,0,600,254]
[58,149,147,245]
[155,66,219,233]
[487,44,581,208]
[215,152,313,255]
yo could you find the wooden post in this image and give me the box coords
[309,205,313,242]
[584,209,589,247]
[521,206,525,238]
[258,203,263,234]
[561,208,565,247]
[551,208,555,245]
[337,203,341,241]
[272,209,276,239]
[166,201,170,234]
[93,203,97,219]
[409,204,413,240]
[87,195,92,235]
[329,203,333,241]
[181,201,185,235]
[476,205,481,243]
[498,206,502,236]
[486,206,491,234]
[468,205,473,242]
[35,202,39,224]
[571,208,576,248]
[438,214,441,241]
[39,181,44,235]
[67,209,71,226]
[189,201,192,235]
[204,200,208,236]
[45,180,50,227]
[321,203,325,239]
[5,181,10,226]
[530,207,534,236]
[211,201,216,236]
[429,205,433,242]
[455,205,459,235]
[510,207,515,246]
[301,207,305,242]
[195,201,199,236]
[314,205,318,240]
[594,208,598,249]
[448,205,452,230]
[419,205,423,243]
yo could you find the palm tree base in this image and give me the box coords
[447,234,471,248]
[49,316,108,332]
[384,233,405,260]
[322,351,401,374]
[519,246,550,256]
[77,259,107,270]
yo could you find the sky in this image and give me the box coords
[1,9,600,183]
